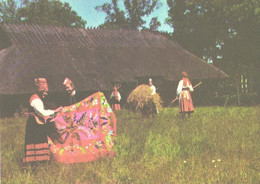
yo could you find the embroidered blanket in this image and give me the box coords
[48,92,116,163]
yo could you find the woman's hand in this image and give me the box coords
[55,106,63,113]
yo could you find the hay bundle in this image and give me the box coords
[127,84,162,114]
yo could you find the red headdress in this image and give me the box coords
[182,72,188,78]
[34,78,48,92]
[181,72,190,86]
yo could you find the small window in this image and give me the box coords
[240,73,249,93]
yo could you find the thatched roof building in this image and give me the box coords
[0,23,227,95]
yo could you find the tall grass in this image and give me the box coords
[1,106,259,183]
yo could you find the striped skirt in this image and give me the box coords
[23,143,50,162]
[23,116,50,163]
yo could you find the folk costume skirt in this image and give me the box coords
[112,103,121,110]
[23,116,50,163]
[179,90,194,113]
[111,98,121,110]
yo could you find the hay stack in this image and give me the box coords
[127,84,162,114]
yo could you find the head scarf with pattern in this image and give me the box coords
[34,78,48,92]
[182,72,190,86]
[182,72,188,78]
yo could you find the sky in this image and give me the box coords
[59,0,173,32]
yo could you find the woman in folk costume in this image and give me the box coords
[110,84,121,110]
[176,72,194,118]
[23,78,63,166]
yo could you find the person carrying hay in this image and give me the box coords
[127,84,162,115]
[176,72,194,118]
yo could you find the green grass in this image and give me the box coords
[1,106,260,183]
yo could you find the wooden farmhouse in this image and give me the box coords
[0,23,228,117]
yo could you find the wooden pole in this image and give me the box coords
[168,82,202,106]
[237,82,241,105]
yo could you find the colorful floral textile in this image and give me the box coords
[48,92,116,163]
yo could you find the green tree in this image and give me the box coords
[0,0,87,49]
[167,0,260,96]
[0,0,19,23]
[95,0,128,29]
[96,0,161,30]
[17,0,86,28]
[149,17,161,31]
[0,0,18,49]
[0,0,86,27]
[167,0,228,62]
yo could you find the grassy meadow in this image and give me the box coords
[1,106,259,184]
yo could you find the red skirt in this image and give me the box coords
[112,104,121,110]
[179,90,194,113]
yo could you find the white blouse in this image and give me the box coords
[150,85,156,95]
[30,98,55,117]
[176,80,194,96]
[110,91,121,101]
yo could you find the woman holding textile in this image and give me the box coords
[23,78,62,165]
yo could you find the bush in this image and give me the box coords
[214,93,258,106]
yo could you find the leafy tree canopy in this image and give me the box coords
[0,0,20,23]
[0,0,86,27]
[0,0,86,49]
[95,0,161,30]
[167,0,260,76]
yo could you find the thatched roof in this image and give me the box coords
[0,23,228,95]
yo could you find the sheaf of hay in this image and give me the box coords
[126,84,162,114]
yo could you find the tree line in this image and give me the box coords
[1,0,259,101]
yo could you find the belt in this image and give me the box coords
[182,88,189,91]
